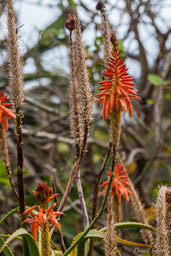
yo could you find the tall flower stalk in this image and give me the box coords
[93,6,140,253]
[7,0,25,216]
[100,164,131,256]
[58,9,93,229]
[65,13,89,228]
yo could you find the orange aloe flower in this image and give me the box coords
[0,91,15,130]
[95,33,140,120]
[99,164,131,202]
[23,182,64,241]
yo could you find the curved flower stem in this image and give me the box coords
[75,143,89,229]
[92,142,112,221]
[57,127,88,213]
[62,147,116,256]
[76,170,89,228]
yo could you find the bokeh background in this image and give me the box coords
[0,0,171,255]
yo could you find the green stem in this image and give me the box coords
[62,147,116,256]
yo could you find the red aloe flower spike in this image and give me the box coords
[23,183,64,241]
[0,91,16,130]
[99,164,131,202]
[95,33,140,119]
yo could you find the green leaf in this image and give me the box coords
[115,236,151,247]
[23,236,31,256]
[147,74,163,86]
[68,230,105,256]
[115,247,122,256]
[68,231,82,256]
[0,235,22,241]
[83,230,105,240]
[114,222,155,232]
[53,252,62,256]
[0,208,18,225]
[77,230,105,256]
[0,160,10,186]
[0,237,14,256]
[0,228,40,256]
[50,240,61,251]
[77,240,89,256]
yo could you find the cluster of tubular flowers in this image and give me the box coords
[99,164,131,202]
[65,14,76,31]
[0,91,15,130]
[23,182,64,241]
[95,34,140,120]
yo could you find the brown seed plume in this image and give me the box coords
[155,186,169,256]
[97,2,111,65]
[7,0,24,111]
[166,188,171,253]
[69,35,82,148]
[73,8,93,138]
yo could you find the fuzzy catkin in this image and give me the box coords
[116,153,153,244]
[73,8,93,136]
[101,7,112,65]
[7,0,24,111]
[128,177,153,244]
[166,189,171,254]
[105,192,117,256]
[155,186,169,256]
[69,36,82,148]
